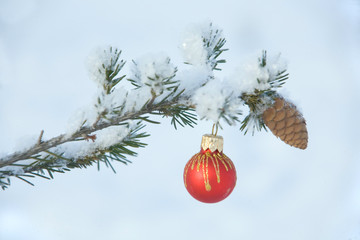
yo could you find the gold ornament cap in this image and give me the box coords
[201,134,224,152]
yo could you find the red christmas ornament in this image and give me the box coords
[183,134,237,203]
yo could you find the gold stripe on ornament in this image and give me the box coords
[214,153,228,171]
[203,154,211,191]
[222,153,234,169]
[184,151,234,191]
[211,156,221,183]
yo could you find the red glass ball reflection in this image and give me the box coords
[183,149,237,203]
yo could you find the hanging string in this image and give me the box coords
[211,123,218,136]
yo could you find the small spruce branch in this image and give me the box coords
[183,22,228,71]
[0,95,195,169]
[0,124,150,189]
[204,23,228,71]
[0,94,196,189]
[0,46,200,189]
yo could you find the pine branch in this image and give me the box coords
[205,23,228,71]
[182,22,228,71]
[0,94,196,189]
[0,47,197,189]
[0,95,194,168]
[0,24,302,189]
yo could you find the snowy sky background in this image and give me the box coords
[0,0,360,239]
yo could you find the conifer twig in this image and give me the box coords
[37,130,44,145]
[0,96,193,169]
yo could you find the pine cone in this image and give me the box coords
[262,98,308,149]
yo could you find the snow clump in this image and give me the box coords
[86,46,120,86]
[181,22,223,70]
[130,53,177,96]
[229,52,288,94]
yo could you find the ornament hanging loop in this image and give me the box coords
[212,123,219,136]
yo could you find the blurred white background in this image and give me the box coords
[0,0,359,239]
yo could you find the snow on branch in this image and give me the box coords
[128,53,178,96]
[181,22,227,71]
[238,50,290,134]
[0,22,301,189]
